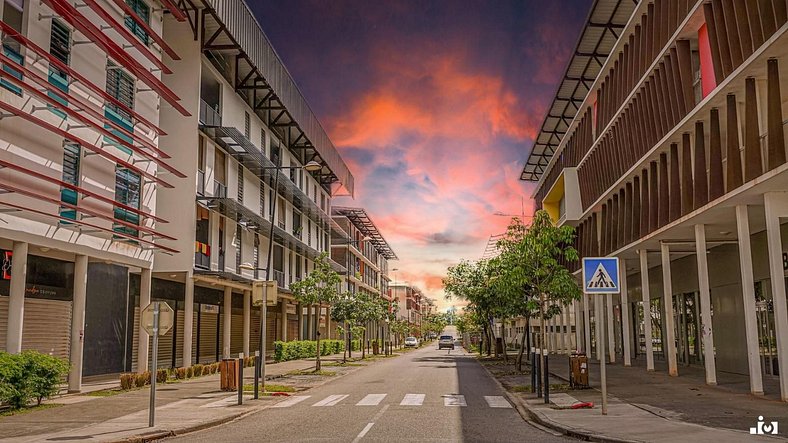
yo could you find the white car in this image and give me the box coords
[404,336,418,347]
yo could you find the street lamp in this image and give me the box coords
[240,159,321,399]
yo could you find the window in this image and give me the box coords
[105,63,135,150]
[113,167,141,237]
[244,111,250,138]
[235,224,242,274]
[123,0,149,45]
[1,0,24,95]
[60,141,81,221]
[237,164,244,204]
[259,184,265,217]
[260,128,266,155]
[48,19,71,116]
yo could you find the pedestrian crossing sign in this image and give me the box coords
[582,257,620,294]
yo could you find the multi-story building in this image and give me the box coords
[330,206,396,343]
[390,283,423,329]
[0,0,188,391]
[523,0,788,400]
[0,0,354,390]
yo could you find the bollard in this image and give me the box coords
[253,350,260,399]
[543,353,550,404]
[535,349,542,398]
[237,353,244,405]
[530,348,536,394]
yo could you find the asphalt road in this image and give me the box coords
[168,328,572,442]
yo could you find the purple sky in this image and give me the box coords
[251,0,592,310]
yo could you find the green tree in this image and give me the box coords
[290,252,342,371]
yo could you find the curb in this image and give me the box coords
[476,357,640,443]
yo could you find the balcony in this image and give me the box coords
[213,180,227,198]
[194,251,210,270]
[199,99,221,127]
[273,269,285,288]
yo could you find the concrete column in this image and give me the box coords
[660,243,678,376]
[735,204,764,394]
[223,287,232,358]
[297,303,304,340]
[594,296,602,361]
[606,293,615,363]
[639,249,655,371]
[68,255,88,392]
[137,267,152,372]
[694,224,717,385]
[583,294,591,355]
[182,273,195,367]
[764,193,788,400]
[620,260,631,367]
[574,300,583,353]
[6,241,28,353]
[280,301,288,342]
[243,290,250,356]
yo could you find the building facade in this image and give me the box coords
[0,0,354,390]
[523,0,788,400]
[390,283,423,331]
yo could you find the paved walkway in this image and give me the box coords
[0,352,353,443]
[504,353,788,442]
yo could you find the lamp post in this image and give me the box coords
[240,160,321,399]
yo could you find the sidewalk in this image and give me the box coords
[0,352,352,443]
[498,353,788,442]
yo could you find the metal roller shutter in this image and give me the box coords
[288,316,298,342]
[0,297,72,361]
[131,306,140,372]
[199,310,218,364]
[173,309,185,368]
[230,310,244,356]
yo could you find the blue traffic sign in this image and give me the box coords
[582,257,620,294]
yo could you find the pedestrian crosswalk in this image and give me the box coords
[272,394,512,409]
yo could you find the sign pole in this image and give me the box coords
[149,302,159,427]
[598,296,608,415]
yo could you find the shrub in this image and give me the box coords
[273,340,345,362]
[186,366,194,378]
[119,373,135,390]
[192,364,203,377]
[156,369,168,384]
[0,352,31,409]
[0,351,70,408]
[135,372,148,388]
[211,363,219,374]
[201,365,210,376]
[175,367,187,380]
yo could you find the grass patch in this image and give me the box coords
[508,385,531,392]
[243,383,295,393]
[549,383,572,392]
[0,403,62,416]
[85,387,143,397]
[286,369,337,377]
[323,362,365,367]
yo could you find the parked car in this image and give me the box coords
[438,335,455,350]
[404,336,419,347]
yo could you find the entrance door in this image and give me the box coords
[84,263,129,376]
[756,280,778,376]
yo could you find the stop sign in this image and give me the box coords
[141,301,174,336]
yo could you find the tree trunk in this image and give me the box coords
[516,323,527,371]
[539,294,547,397]
[315,305,322,371]
[489,318,499,358]
[362,329,366,359]
[342,321,348,363]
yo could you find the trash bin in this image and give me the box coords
[220,359,238,391]
[569,352,589,389]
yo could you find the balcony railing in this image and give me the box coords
[196,170,205,196]
[273,269,285,288]
[199,98,221,127]
[213,180,227,198]
[194,251,210,270]
[277,220,286,230]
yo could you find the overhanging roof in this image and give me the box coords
[200,0,354,196]
[521,0,637,181]
[332,206,397,260]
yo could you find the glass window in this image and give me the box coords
[244,111,250,138]
[105,63,135,151]
[123,0,149,45]
[1,0,24,95]
[48,19,71,116]
[59,141,81,221]
[113,167,141,237]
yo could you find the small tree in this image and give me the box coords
[290,252,342,371]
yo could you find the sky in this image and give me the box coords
[251,0,592,311]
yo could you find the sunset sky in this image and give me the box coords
[252,0,592,311]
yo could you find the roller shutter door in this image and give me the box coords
[230,310,244,356]
[199,310,219,364]
[288,316,299,342]
[0,297,72,361]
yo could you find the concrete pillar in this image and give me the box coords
[280,300,288,342]
[6,241,28,353]
[594,296,602,362]
[223,287,232,358]
[574,300,583,353]
[694,224,717,385]
[68,255,88,392]
[606,293,615,363]
[639,249,655,371]
[137,267,152,372]
[735,204,764,394]
[243,290,250,356]
[182,273,195,367]
[583,294,591,355]
[764,193,788,400]
[297,303,304,340]
[620,260,631,367]
[660,243,678,376]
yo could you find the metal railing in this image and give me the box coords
[213,180,227,198]
[199,98,221,127]
[196,170,205,196]
[273,269,285,288]
[194,252,210,269]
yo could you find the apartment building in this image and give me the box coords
[0,0,188,391]
[390,283,423,330]
[523,0,788,400]
[0,0,354,390]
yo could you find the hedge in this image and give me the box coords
[0,351,69,409]
[273,340,346,362]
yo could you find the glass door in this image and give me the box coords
[756,280,778,376]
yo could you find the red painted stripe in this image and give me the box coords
[108,0,181,60]
[159,0,188,22]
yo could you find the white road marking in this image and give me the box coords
[272,395,311,408]
[443,394,467,407]
[201,395,253,408]
[400,393,425,406]
[484,396,512,408]
[312,394,349,407]
[351,423,375,443]
[356,394,387,406]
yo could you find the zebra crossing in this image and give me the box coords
[271,393,512,409]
